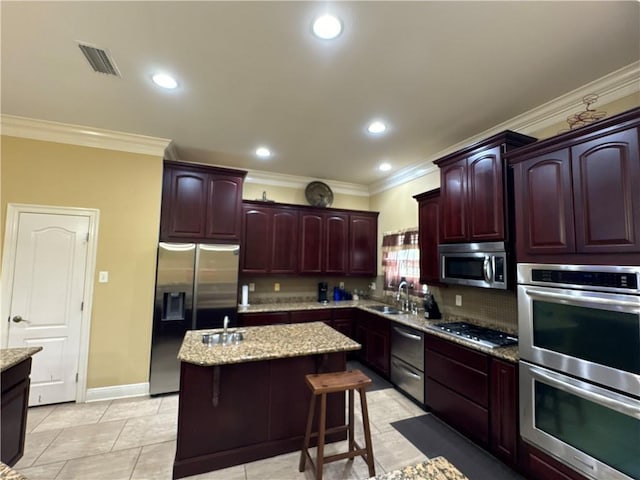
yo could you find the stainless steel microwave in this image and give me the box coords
[439,242,508,289]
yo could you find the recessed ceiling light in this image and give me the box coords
[379,163,392,172]
[313,14,342,40]
[152,73,178,89]
[256,147,271,158]
[367,121,387,134]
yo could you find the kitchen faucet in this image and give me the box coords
[397,279,409,312]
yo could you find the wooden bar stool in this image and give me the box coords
[299,369,375,480]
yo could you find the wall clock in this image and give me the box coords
[305,181,334,207]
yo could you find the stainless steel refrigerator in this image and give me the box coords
[149,242,240,395]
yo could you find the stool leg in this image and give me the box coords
[316,393,327,480]
[299,393,316,472]
[348,388,355,454]
[359,388,376,478]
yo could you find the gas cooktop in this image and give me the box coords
[429,322,518,349]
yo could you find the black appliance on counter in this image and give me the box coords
[318,282,328,303]
[423,293,441,320]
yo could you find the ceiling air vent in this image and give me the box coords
[78,43,121,77]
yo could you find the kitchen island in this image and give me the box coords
[1,346,42,467]
[173,321,361,479]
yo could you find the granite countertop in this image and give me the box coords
[1,347,43,372]
[371,456,468,480]
[178,321,361,366]
[238,301,519,363]
[0,462,28,480]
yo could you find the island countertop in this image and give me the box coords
[371,456,468,480]
[178,321,361,366]
[1,347,43,372]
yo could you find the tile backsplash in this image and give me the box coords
[238,276,374,304]
[429,284,518,333]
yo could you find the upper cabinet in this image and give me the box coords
[160,161,247,243]
[243,201,378,276]
[413,189,440,284]
[434,131,537,244]
[509,107,640,264]
[241,203,299,274]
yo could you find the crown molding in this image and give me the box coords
[246,168,370,197]
[0,115,171,157]
[370,61,640,195]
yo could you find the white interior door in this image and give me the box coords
[6,212,90,406]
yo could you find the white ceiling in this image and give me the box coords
[2,1,639,188]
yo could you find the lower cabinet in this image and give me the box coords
[239,311,290,326]
[490,359,518,467]
[424,334,519,466]
[1,358,32,466]
[355,311,390,377]
[520,441,589,480]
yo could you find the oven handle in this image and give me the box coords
[529,365,640,419]
[523,287,640,308]
[392,326,422,341]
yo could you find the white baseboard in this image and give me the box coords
[85,382,150,403]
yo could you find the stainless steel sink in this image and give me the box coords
[202,331,244,346]
[368,305,401,315]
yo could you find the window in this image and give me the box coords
[382,229,419,292]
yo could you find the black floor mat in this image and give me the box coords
[347,360,393,392]
[391,414,525,480]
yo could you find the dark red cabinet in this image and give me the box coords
[414,189,440,284]
[1,357,31,467]
[160,161,246,243]
[244,202,378,276]
[356,311,390,377]
[509,108,640,264]
[349,214,378,276]
[520,442,589,480]
[241,203,298,274]
[490,359,518,466]
[434,131,536,244]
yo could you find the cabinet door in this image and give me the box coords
[490,359,518,466]
[571,128,640,254]
[324,213,348,274]
[467,146,504,241]
[270,209,298,274]
[367,328,390,377]
[205,175,243,242]
[349,214,377,276]
[417,190,440,284]
[241,207,271,273]
[162,169,209,239]
[239,312,289,326]
[439,158,468,243]
[299,213,324,274]
[514,149,575,259]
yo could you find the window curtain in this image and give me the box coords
[382,229,419,292]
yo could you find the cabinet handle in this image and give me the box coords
[393,360,422,380]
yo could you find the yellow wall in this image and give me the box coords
[1,136,163,389]
[243,182,370,211]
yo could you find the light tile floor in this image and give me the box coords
[15,387,428,480]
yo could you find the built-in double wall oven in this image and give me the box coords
[517,263,640,480]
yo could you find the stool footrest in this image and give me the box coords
[323,444,369,464]
[306,424,348,439]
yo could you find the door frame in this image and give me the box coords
[1,203,100,403]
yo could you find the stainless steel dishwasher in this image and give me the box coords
[390,324,425,404]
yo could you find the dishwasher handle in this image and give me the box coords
[392,326,422,341]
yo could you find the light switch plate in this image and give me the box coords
[274,282,280,292]
[249,283,255,292]
[98,271,109,283]
[455,294,462,307]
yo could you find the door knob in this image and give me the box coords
[11,315,29,324]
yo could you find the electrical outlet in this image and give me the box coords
[274,282,280,292]
[369,282,376,290]
[455,294,462,307]
[98,271,109,283]
[249,283,255,292]
[339,281,345,289]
